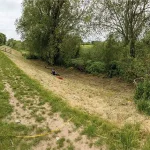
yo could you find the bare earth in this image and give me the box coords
[3,82,102,150]
[2,47,150,132]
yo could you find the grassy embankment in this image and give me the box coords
[0,50,150,149]
[0,59,46,149]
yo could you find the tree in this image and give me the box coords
[7,38,24,50]
[16,0,92,65]
[0,33,6,46]
[95,0,150,57]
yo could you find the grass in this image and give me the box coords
[0,50,150,149]
[0,71,34,149]
[35,115,45,122]
[80,44,94,58]
[67,144,75,150]
[56,137,65,148]
[134,79,150,116]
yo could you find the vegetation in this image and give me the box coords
[1,44,150,149]
[0,58,38,149]
[0,33,6,46]
[16,0,92,65]
[2,0,150,148]
[6,38,25,51]
[96,0,150,58]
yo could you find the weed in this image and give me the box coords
[67,144,75,150]
[35,115,45,122]
[57,137,65,148]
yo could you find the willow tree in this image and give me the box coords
[96,0,150,57]
[16,0,92,64]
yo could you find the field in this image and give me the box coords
[80,45,94,56]
[1,46,150,149]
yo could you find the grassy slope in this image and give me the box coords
[0,64,38,150]
[0,50,150,149]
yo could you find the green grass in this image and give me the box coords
[80,44,93,51]
[80,44,94,57]
[56,137,65,148]
[0,72,35,149]
[35,115,45,122]
[0,50,150,149]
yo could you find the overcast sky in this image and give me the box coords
[0,0,23,40]
[0,0,105,42]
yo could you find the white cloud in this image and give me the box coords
[0,0,23,40]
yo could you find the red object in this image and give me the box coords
[56,76,63,80]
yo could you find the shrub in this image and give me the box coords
[136,100,150,114]
[118,58,147,82]
[135,78,150,115]
[107,61,120,78]
[85,61,106,75]
[135,78,150,101]
[71,58,86,71]
[134,82,144,100]
[22,52,39,59]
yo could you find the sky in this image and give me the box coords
[0,0,23,40]
[0,0,105,42]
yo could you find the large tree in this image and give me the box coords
[16,0,92,64]
[95,0,150,57]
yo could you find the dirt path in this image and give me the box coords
[2,47,150,130]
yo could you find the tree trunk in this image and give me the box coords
[54,47,60,65]
[130,39,135,58]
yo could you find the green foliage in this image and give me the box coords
[118,58,147,82]
[16,0,91,65]
[79,35,124,76]
[7,38,25,50]
[56,137,65,148]
[135,78,150,101]
[59,35,82,66]
[0,33,6,46]
[85,61,106,75]
[134,78,150,115]
[72,58,86,71]
[135,82,145,100]
[22,52,39,60]
[118,124,140,150]
[136,100,150,114]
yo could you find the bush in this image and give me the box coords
[136,100,150,114]
[107,61,120,78]
[85,61,106,75]
[71,58,86,71]
[135,78,150,101]
[135,78,150,115]
[118,58,147,82]
[22,52,39,60]
[134,82,144,100]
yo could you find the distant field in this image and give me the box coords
[80,45,94,57]
[80,44,93,51]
